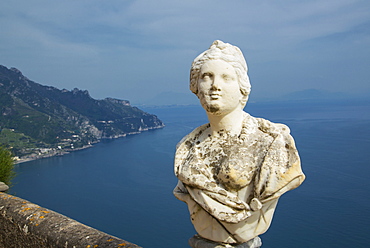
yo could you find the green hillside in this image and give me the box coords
[0,65,164,161]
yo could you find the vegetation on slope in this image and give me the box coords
[0,146,15,186]
[0,65,164,161]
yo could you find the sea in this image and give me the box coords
[9,100,370,248]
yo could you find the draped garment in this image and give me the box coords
[173,112,305,243]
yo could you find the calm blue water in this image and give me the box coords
[10,100,370,248]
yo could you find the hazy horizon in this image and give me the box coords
[1,1,369,104]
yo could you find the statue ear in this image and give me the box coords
[240,94,249,107]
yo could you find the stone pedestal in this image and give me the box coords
[189,235,262,248]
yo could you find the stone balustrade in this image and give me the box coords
[0,192,141,248]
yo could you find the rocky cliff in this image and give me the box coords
[0,65,164,161]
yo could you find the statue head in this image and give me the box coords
[190,40,251,107]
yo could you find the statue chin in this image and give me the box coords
[206,105,221,114]
[199,100,221,114]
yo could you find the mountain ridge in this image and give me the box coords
[0,65,164,162]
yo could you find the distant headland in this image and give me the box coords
[0,65,164,163]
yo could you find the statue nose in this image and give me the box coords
[211,77,221,90]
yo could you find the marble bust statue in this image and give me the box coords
[173,40,305,246]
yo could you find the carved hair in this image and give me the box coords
[190,40,251,105]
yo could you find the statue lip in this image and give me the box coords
[209,92,221,99]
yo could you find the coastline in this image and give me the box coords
[14,124,165,164]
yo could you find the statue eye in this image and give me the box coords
[222,74,234,81]
[201,73,212,79]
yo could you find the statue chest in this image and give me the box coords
[181,133,272,191]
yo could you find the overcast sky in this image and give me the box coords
[1,0,369,104]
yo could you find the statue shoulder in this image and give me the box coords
[174,123,210,176]
[176,123,210,149]
[253,116,291,136]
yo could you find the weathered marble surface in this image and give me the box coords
[173,40,305,245]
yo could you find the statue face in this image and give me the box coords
[197,59,243,115]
